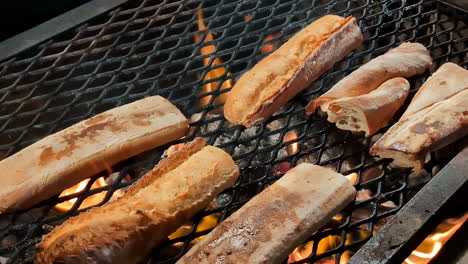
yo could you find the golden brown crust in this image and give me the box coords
[176,163,356,264]
[370,89,468,174]
[0,96,188,213]
[306,42,432,115]
[326,77,410,136]
[224,15,363,127]
[35,138,240,264]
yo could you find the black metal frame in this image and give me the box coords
[0,0,466,263]
[348,148,468,264]
[0,0,128,62]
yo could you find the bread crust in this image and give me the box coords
[35,138,240,264]
[370,89,468,173]
[0,96,189,213]
[401,62,468,118]
[224,15,363,127]
[176,163,356,264]
[327,77,410,136]
[306,42,432,114]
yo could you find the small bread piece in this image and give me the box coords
[370,89,468,174]
[177,163,356,264]
[35,138,240,264]
[306,42,432,114]
[224,15,363,127]
[326,77,410,136]
[0,96,189,213]
[401,62,468,119]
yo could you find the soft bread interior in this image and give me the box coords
[327,103,369,136]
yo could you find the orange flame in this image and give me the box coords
[55,177,122,211]
[195,9,232,108]
[404,213,468,264]
[55,163,123,211]
[288,230,368,263]
[243,14,282,54]
[168,214,219,242]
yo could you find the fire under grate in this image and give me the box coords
[0,0,467,263]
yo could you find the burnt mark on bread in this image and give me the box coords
[38,144,74,166]
[187,185,302,263]
[65,119,127,144]
[410,121,443,134]
[38,104,172,166]
[39,118,126,166]
[131,112,153,126]
[84,113,111,126]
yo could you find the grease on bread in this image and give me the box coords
[176,163,356,264]
[370,84,468,173]
[225,15,363,127]
[326,77,410,136]
[0,96,189,213]
[306,42,432,114]
[35,138,240,264]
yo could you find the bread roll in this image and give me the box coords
[306,42,432,114]
[401,62,468,119]
[0,96,188,213]
[176,163,356,264]
[370,89,468,174]
[224,15,363,127]
[35,138,240,264]
[326,77,410,136]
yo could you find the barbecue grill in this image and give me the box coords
[0,0,466,263]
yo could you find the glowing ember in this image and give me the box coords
[404,213,468,264]
[261,32,282,54]
[195,9,233,108]
[55,176,123,211]
[276,131,299,174]
[345,173,358,185]
[284,131,299,155]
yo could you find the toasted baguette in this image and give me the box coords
[401,62,468,119]
[306,42,432,114]
[224,15,363,127]
[176,163,356,264]
[326,77,410,136]
[35,138,240,264]
[0,96,188,213]
[370,89,468,173]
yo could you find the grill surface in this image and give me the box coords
[0,0,467,263]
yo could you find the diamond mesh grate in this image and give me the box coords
[0,0,467,263]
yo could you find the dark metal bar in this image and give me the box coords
[348,147,468,264]
[439,0,468,13]
[0,0,127,62]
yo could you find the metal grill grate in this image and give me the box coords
[0,0,467,263]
